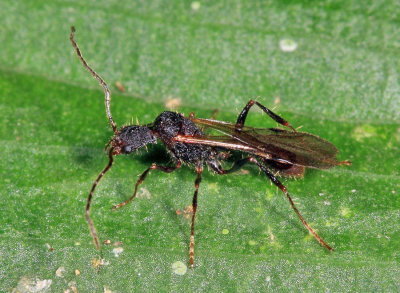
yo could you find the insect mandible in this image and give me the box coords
[70,27,351,267]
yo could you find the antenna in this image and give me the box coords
[70,26,118,134]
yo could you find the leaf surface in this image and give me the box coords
[1,1,399,291]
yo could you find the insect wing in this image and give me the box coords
[188,117,339,169]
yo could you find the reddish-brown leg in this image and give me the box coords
[112,162,181,210]
[212,157,332,252]
[86,148,114,250]
[236,100,295,132]
[190,166,203,267]
[338,160,352,166]
[210,109,219,120]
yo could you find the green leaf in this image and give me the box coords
[1,0,399,291]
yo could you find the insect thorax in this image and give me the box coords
[152,111,217,164]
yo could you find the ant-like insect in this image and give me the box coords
[70,27,351,267]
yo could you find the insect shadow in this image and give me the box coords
[70,26,351,268]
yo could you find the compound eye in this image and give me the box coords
[122,145,133,154]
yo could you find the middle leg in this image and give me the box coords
[112,162,181,210]
[189,166,203,267]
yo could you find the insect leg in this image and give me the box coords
[236,100,295,132]
[190,166,203,268]
[208,157,248,175]
[210,109,219,120]
[86,148,115,250]
[212,157,332,252]
[338,160,352,166]
[112,162,181,210]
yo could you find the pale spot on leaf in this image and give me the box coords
[279,39,298,52]
[172,261,187,275]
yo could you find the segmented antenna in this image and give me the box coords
[70,26,118,134]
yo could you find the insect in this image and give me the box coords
[70,27,351,267]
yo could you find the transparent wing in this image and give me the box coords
[184,117,339,169]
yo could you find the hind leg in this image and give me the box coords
[236,100,295,132]
[209,157,332,252]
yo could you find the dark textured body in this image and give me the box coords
[152,111,219,166]
[114,111,222,169]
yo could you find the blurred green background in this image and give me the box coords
[1,0,399,291]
